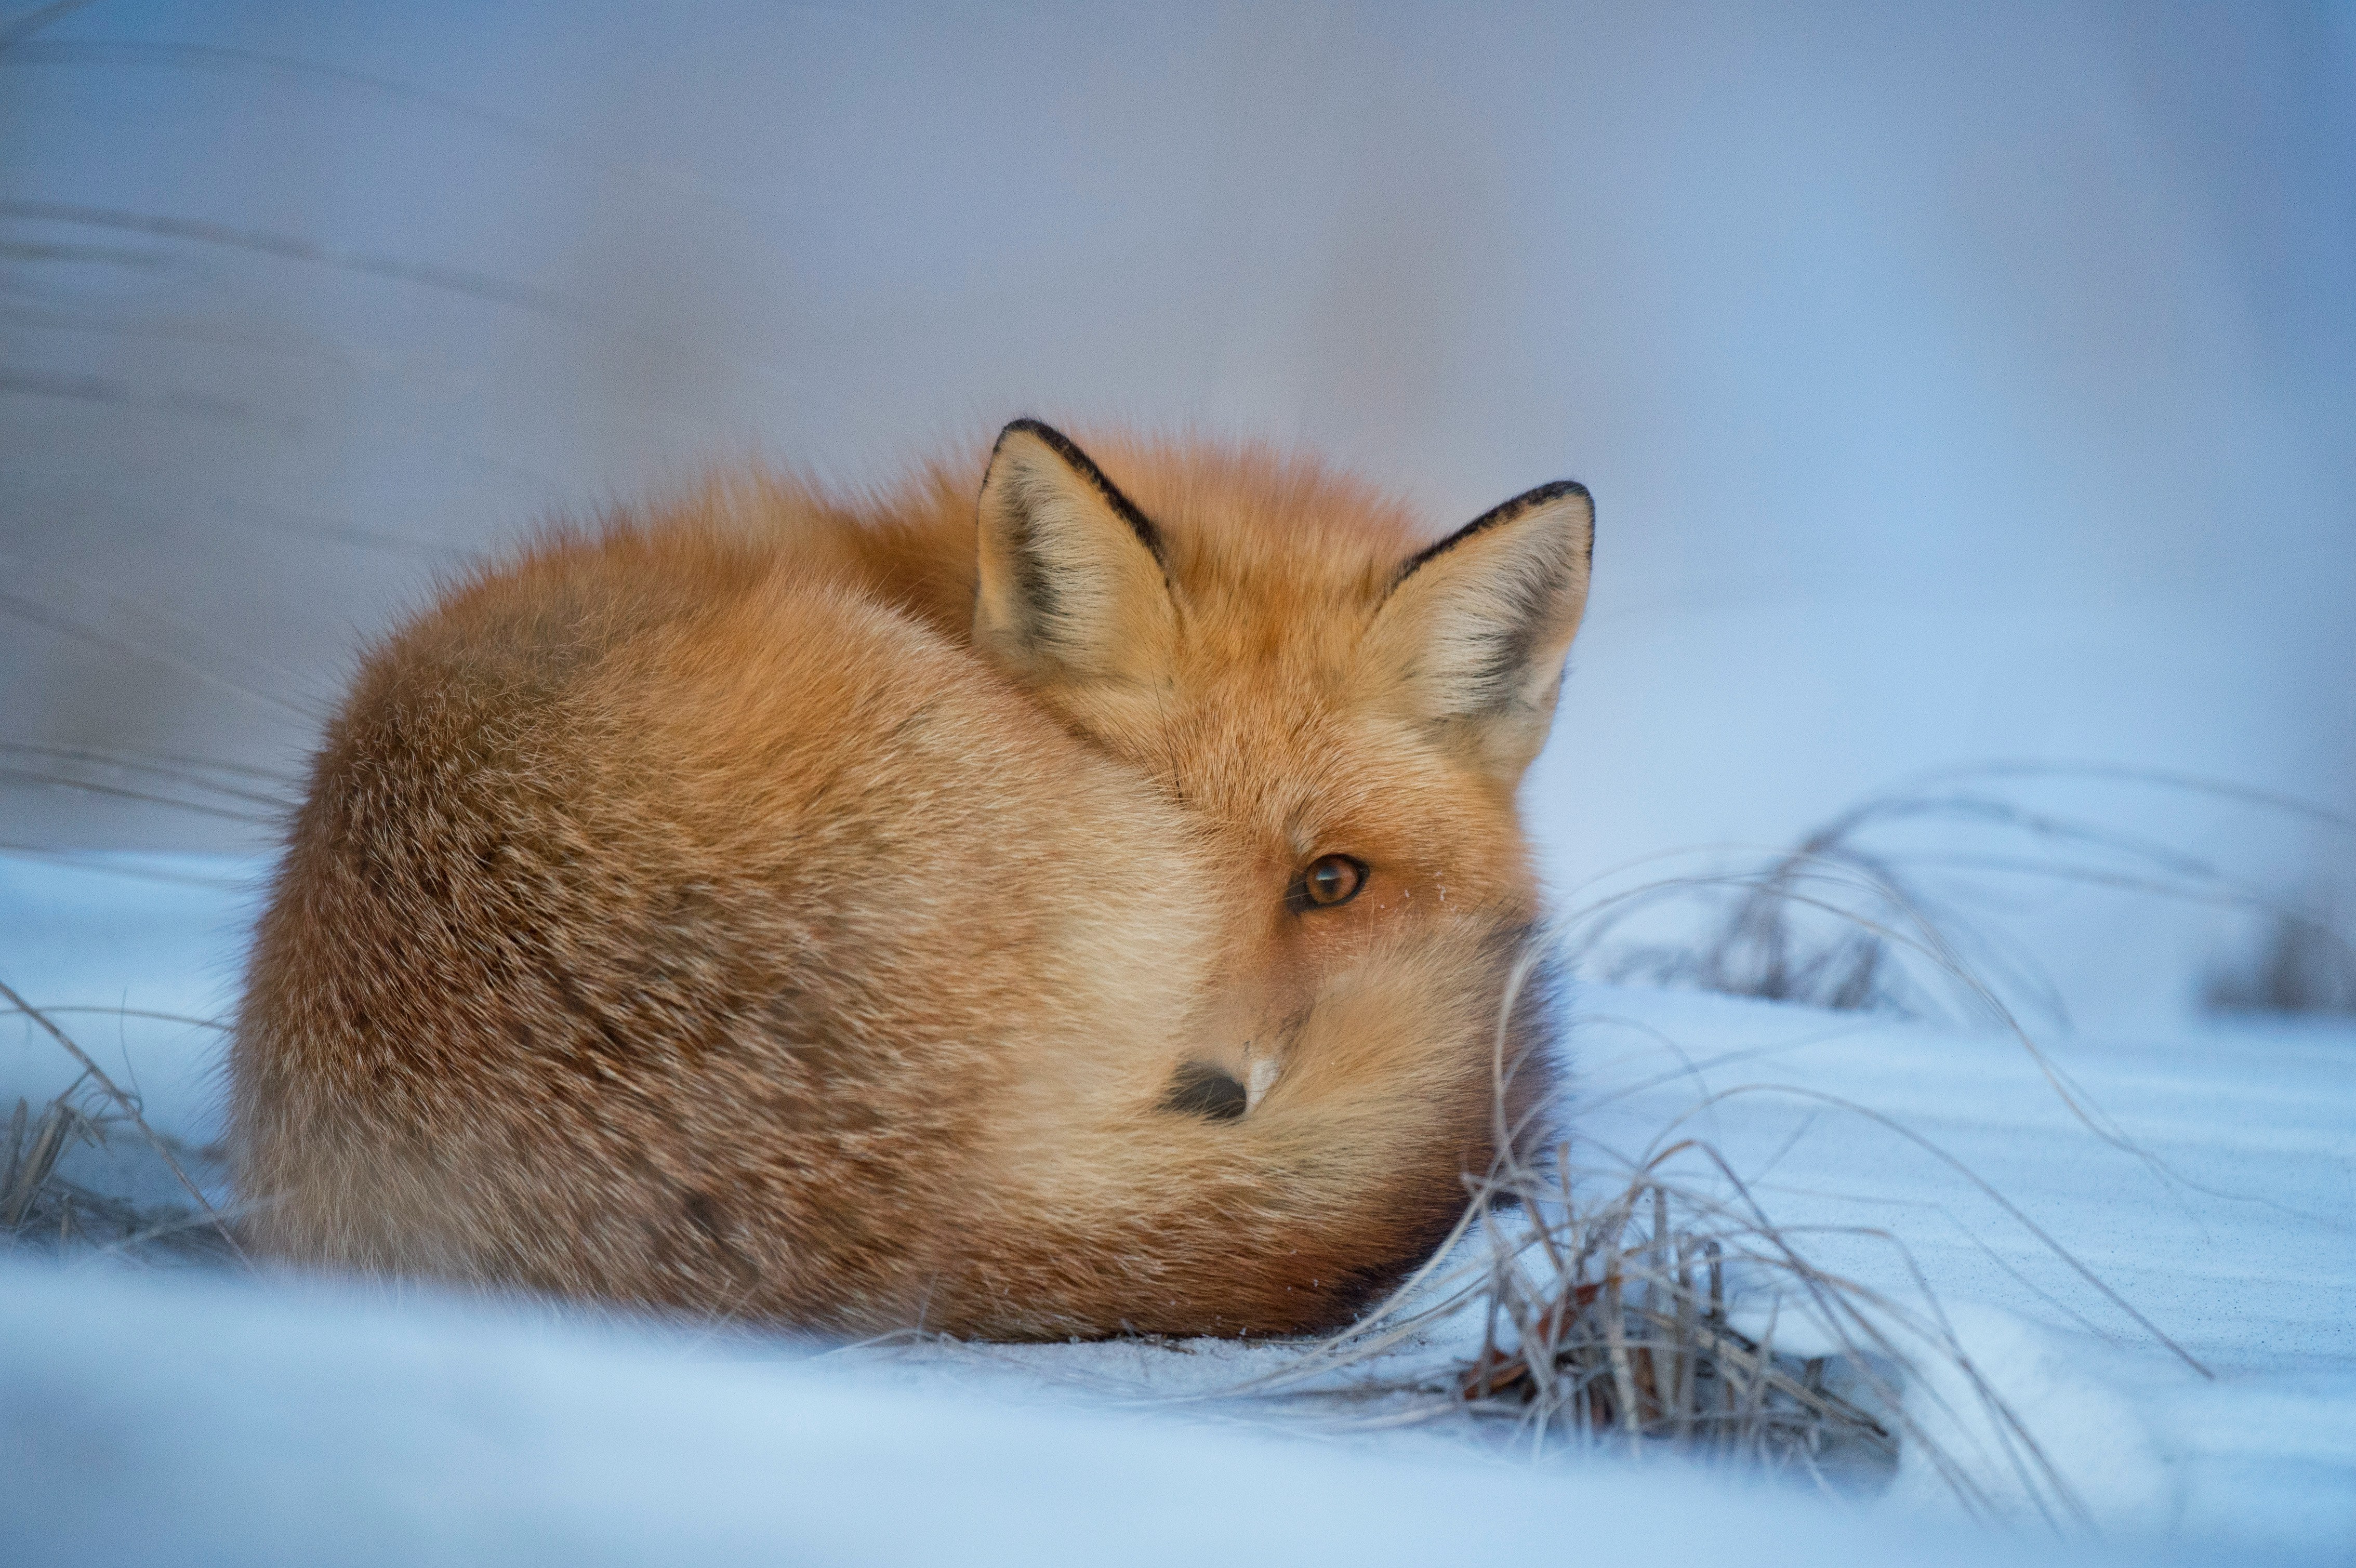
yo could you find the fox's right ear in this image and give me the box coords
[974,420,1177,697]
[1362,480,1594,788]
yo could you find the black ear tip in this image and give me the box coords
[1495,479,1594,527]
[991,418,1106,481]
[992,416,1057,453]
[1552,479,1595,557]
[1391,475,1596,587]
[1527,480,1595,562]
[979,419,1167,563]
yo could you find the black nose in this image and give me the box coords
[1160,1061,1248,1121]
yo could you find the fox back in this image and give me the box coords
[232,422,1593,1337]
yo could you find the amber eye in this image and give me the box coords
[1290,854,1367,912]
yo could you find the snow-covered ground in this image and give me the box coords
[2,851,2348,1564]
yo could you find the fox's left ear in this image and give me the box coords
[1363,481,1594,786]
[974,420,1177,702]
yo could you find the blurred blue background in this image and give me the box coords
[3,1,2350,1021]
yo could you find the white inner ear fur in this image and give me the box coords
[1363,487,1593,783]
[973,430,1175,687]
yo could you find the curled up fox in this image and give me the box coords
[233,421,1594,1339]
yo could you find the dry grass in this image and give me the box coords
[1227,1117,1910,1473]
[1570,762,2356,1027]
[1303,1128,2104,1523]
[1447,1165,1903,1476]
[0,1079,239,1264]
[0,980,242,1267]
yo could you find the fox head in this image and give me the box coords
[971,419,1592,1114]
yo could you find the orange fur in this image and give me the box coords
[233,423,1593,1338]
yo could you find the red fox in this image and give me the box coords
[232,421,1594,1338]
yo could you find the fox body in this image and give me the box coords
[233,423,1593,1338]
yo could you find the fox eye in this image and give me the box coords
[1289,854,1367,912]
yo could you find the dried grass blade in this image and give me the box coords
[3,1099,69,1227]
[0,977,245,1260]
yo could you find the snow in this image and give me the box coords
[3,850,2350,1563]
[2,1263,2111,1568]
[1561,982,2355,1554]
[1883,1303,2356,1557]
[1568,985,2355,1376]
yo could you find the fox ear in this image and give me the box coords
[1364,481,1594,786]
[974,420,1177,693]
